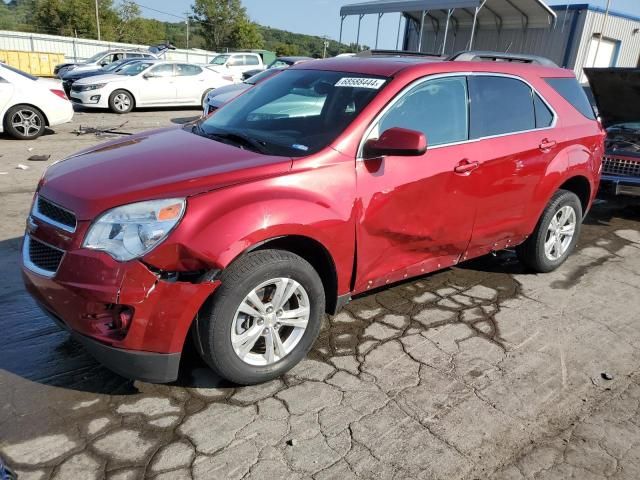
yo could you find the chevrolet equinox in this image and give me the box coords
[23,54,604,384]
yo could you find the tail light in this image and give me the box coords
[50,89,68,100]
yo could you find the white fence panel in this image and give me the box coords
[0,30,217,64]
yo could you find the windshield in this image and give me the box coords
[104,59,129,72]
[211,54,230,66]
[1,63,37,81]
[268,59,293,69]
[118,61,154,76]
[85,51,108,64]
[196,69,387,157]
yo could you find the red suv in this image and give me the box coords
[22,53,604,384]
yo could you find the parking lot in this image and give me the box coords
[1,108,640,479]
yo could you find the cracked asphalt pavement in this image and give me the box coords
[2,108,640,479]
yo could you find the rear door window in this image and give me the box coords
[545,77,596,120]
[176,64,202,76]
[377,76,469,146]
[469,76,535,138]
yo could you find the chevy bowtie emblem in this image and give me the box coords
[26,216,38,234]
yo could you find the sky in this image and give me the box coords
[122,0,640,49]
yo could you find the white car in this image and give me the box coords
[208,52,264,81]
[70,60,233,114]
[0,63,74,139]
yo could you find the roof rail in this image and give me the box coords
[448,51,558,67]
[356,49,444,59]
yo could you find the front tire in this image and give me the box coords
[517,189,582,273]
[108,89,134,114]
[4,105,46,139]
[196,249,325,385]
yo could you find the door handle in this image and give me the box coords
[454,159,479,174]
[539,138,557,151]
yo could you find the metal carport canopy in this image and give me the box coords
[339,0,557,29]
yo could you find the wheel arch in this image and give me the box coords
[239,235,340,315]
[4,103,49,127]
[558,175,591,218]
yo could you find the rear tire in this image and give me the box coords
[108,89,134,114]
[517,189,582,273]
[196,249,325,385]
[4,105,46,139]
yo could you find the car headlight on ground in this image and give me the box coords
[83,199,186,261]
[76,83,106,91]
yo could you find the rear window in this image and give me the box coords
[1,63,37,81]
[545,77,595,120]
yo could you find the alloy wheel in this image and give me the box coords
[544,205,576,261]
[11,109,42,137]
[113,93,131,111]
[231,277,310,366]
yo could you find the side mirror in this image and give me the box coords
[143,72,154,79]
[363,127,427,159]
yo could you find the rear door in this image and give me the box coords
[464,74,558,259]
[175,64,205,103]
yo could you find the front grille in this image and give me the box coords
[27,236,64,274]
[35,196,77,231]
[603,156,640,178]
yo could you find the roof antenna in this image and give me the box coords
[504,41,513,53]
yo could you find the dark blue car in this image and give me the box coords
[61,58,145,97]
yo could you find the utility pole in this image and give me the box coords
[185,13,190,49]
[593,0,612,67]
[322,37,329,58]
[95,0,101,40]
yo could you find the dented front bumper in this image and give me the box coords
[22,239,219,383]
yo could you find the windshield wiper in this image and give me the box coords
[193,126,270,154]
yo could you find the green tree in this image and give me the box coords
[32,0,119,39]
[191,0,262,50]
[273,42,298,57]
[0,2,15,30]
[115,0,141,43]
[227,18,263,49]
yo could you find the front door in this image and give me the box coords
[139,63,177,105]
[355,75,477,292]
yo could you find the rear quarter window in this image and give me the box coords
[545,77,596,120]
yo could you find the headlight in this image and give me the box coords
[77,83,106,91]
[83,199,186,261]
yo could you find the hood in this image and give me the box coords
[75,73,127,85]
[63,69,107,81]
[39,127,292,220]
[72,63,102,71]
[209,83,249,99]
[209,86,250,109]
[584,68,640,127]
